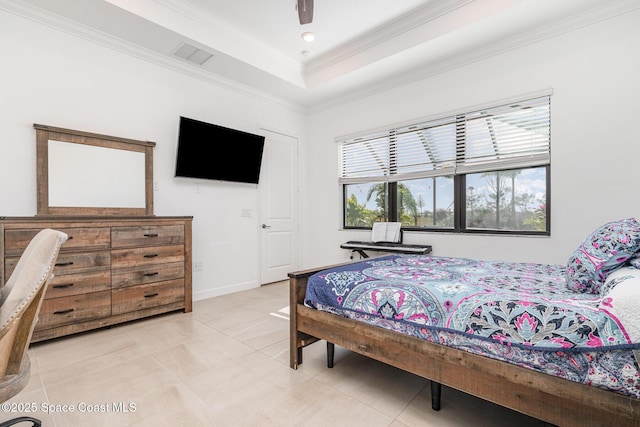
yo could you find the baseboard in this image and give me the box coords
[192,280,259,301]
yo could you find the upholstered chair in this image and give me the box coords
[0,229,68,427]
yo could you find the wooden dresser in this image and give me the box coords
[0,216,192,342]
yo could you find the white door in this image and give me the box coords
[259,129,299,284]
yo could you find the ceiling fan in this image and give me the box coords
[297,0,314,25]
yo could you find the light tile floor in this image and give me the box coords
[1,281,553,426]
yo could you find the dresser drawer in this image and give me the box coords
[4,227,110,256]
[5,250,111,278]
[112,279,185,315]
[36,290,111,329]
[112,261,184,289]
[111,245,184,269]
[46,270,111,299]
[111,225,184,248]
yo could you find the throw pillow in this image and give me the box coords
[566,218,640,294]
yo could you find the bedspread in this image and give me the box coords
[305,255,640,397]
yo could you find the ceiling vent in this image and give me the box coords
[173,43,213,65]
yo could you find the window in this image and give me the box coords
[345,182,389,226]
[398,176,455,228]
[340,93,550,234]
[464,166,548,232]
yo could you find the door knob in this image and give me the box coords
[262,224,271,229]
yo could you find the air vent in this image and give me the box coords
[173,43,213,65]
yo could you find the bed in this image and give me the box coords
[289,218,640,426]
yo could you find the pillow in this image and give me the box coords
[628,253,640,269]
[566,218,640,294]
[599,267,640,343]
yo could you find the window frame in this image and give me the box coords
[340,92,551,236]
[457,166,551,236]
[343,165,550,235]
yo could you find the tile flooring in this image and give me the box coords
[2,281,553,426]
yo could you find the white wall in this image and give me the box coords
[0,9,306,299]
[303,9,640,268]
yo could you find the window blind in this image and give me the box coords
[339,131,391,183]
[456,96,550,174]
[339,95,550,184]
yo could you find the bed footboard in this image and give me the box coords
[289,269,315,369]
[289,265,640,427]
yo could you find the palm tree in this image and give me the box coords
[366,183,388,222]
[366,182,418,225]
[398,183,418,225]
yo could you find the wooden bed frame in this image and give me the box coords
[289,264,640,427]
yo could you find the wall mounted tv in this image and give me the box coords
[175,116,266,184]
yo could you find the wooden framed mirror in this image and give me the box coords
[34,124,155,216]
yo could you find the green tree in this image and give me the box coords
[417,195,425,216]
[345,194,371,226]
[398,183,418,226]
[523,201,547,231]
[366,183,388,222]
[366,182,418,225]
[501,169,522,228]
[466,185,480,225]
[481,173,505,228]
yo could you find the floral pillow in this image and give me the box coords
[628,253,640,269]
[566,218,640,294]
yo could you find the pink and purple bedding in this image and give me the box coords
[305,254,640,397]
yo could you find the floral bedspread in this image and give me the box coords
[305,255,640,397]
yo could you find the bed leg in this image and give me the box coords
[430,381,442,411]
[327,342,335,368]
[297,346,303,365]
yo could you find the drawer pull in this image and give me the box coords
[53,308,75,315]
[143,233,159,237]
[143,272,159,277]
[55,261,74,267]
[67,236,74,240]
[143,253,159,258]
[144,293,159,298]
[52,283,74,289]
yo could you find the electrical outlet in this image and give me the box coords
[193,262,203,272]
[153,180,159,191]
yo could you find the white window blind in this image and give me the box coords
[456,96,550,174]
[393,117,457,181]
[339,95,550,184]
[339,132,391,183]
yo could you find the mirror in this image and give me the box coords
[35,124,155,216]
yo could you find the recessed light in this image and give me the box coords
[302,32,315,42]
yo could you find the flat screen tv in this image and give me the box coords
[175,116,265,184]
